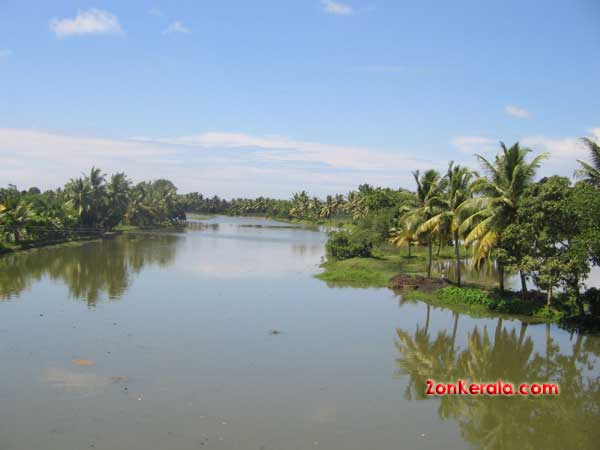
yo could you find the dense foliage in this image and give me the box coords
[326,230,374,260]
[0,167,185,250]
[2,135,600,323]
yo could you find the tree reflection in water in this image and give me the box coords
[0,234,180,306]
[395,309,600,450]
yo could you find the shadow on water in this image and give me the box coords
[0,233,180,306]
[394,304,600,450]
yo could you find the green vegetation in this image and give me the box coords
[3,138,600,327]
[317,243,468,287]
[325,229,374,259]
[317,140,600,326]
[0,167,185,253]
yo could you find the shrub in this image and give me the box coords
[326,230,373,260]
[437,286,494,306]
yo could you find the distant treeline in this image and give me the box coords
[2,138,600,319]
[0,167,186,248]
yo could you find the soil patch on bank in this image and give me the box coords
[389,274,449,292]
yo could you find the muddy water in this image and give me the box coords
[1,216,598,450]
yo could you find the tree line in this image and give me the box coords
[0,167,186,248]
[2,138,599,316]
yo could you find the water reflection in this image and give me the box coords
[0,234,180,305]
[395,311,600,450]
[433,258,600,290]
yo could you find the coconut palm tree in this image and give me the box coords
[398,169,442,277]
[459,142,547,292]
[389,224,417,257]
[106,173,131,230]
[576,137,600,187]
[418,162,475,285]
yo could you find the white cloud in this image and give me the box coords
[49,9,123,37]
[0,48,11,58]
[0,128,437,196]
[452,128,600,180]
[589,128,600,142]
[149,7,163,17]
[5,127,594,197]
[162,21,190,35]
[505,105,532,119]
[136,132,434,172]
[452,136,496,154]
[321,0,354,15]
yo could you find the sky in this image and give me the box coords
[1,0,599,197]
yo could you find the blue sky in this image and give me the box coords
[1,0,599,196]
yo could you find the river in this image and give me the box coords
[0,216,598,450]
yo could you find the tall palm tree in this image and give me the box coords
[576,137,600,187]
[106,173,131,230]
[459,142,547,292]
[400,169,442,277]
[419,162,475,285]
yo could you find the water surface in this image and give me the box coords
[1,216,598,450]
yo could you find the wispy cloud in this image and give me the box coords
[452,136,496,154]
[162,21,190,35]
[149,7,163,17]
[0,128,437,196]
[49,9,123,37]
[0,48,11,58]
[3,127,592,196]
[452,128,600,179]
[505,105,532,119]
[321,0,354,16]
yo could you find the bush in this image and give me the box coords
[326,230,373,260]
[437,286,494,306]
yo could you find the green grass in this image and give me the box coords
[315,242,572,324]
[316,243,469,288]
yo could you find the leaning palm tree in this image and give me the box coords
[459,142,547,292]
[576,137,600,187]
[397,169,442,277]
[418,162,475,285]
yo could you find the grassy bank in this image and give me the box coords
[316,243,470,287]
[316,243,574,325]
[0,233,105,256]
[0,223,183,256]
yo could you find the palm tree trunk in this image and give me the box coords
[451,313,459,351]
[520,271,527,299]
[454,232,461,286]
[518,322,528,348]
[427,238,433,278]
[494,317,503,345]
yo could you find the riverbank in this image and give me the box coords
[316,243,595,327]
[0,233,107,256]
[0,223,185,257]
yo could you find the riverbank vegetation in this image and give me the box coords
[316,139,600,326]
[2,139,599,326]
[0,167,185,253]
